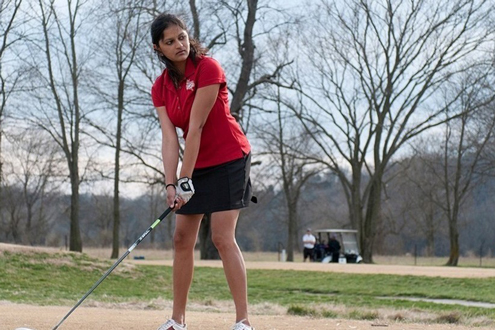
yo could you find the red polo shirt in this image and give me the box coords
[151,56,251,169]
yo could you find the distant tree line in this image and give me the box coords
[2,166,495,260]
[1,0,495,265]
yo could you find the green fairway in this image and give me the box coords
[2,250,495,326]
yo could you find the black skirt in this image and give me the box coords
[176,153,253,214]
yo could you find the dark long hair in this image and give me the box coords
[151,13,208,89]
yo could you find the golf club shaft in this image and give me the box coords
[52,207,173,330]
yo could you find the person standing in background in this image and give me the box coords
[302,228,316,262]
[328,234,341,262]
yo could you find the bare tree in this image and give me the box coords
[293,0,495,262]
[88,192,114,247]
[439,77,495,265]
[86,0,151,258]
[478,54,495,177]
[386,66,495,262]
[1,129,60,244]
[0,0,24,190]
[254,86,319,261]
[0,181,23,242]
[390,147,447,256]
[24,0,98,251]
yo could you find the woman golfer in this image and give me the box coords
[151,13,255,330]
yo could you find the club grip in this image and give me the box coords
[158,206,173,220]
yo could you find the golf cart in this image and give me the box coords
[313,229,363,263]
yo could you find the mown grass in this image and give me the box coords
[2,250,495,326]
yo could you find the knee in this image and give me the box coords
[173,230,196,251]
[211,232,235,253]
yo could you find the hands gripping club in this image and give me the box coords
[176,177,195,202]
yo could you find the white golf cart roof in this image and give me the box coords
[314,229,357,233]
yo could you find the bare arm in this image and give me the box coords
[179,84,220,178]
[156,105,179,207]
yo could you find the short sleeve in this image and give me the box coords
[151,75,165,107]
[196,57,226,88]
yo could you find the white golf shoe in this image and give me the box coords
[231,319,255,330]
[157,319,187,330]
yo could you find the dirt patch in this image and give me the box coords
[2,302,493,330]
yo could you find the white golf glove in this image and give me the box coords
[176,177,195,203]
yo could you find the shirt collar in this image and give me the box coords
[164,57,196,91]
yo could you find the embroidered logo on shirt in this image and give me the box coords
[186,79,195,91]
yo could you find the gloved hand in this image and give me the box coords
[176,177,195,203]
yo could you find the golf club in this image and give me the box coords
[15,206,173,330]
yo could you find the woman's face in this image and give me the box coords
[155,24,190,65]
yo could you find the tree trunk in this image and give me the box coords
[69,171,82,252]
[0,118,3,190]
[68,0,82,253]
[425,208,435,257]
[111,183,120,258]
[111,80,124,259]
[10,210,20,243]
[347,166,364,259]
[446,206,460,266]
[25,198,33,245]
[361,178,382,263]
[446,229,459,266]
[199,214,219,260]
[229,0,257,119]
[286,201,297,262]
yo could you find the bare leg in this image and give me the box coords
[171,213,203,325]
[211,209,251,326]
